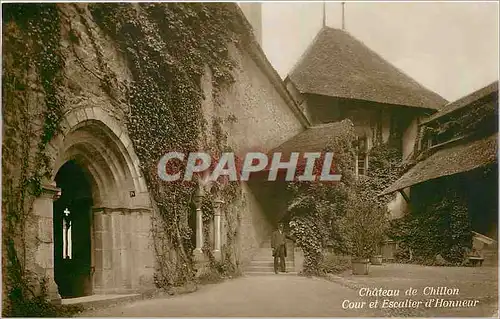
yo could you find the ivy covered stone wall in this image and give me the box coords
[2,3,305,315]
[197,34,305,269]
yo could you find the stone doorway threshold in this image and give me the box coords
[61,294,141,307]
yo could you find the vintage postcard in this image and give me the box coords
[1,0,498,317]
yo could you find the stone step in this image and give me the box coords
[60,293,141,307]
[247,262,295,267]
[247,262,295,268]
[482,262,498,267]
[249,242,297,273]
[255,248,273,253]
[249,260,295,265]
[248,266,295,271]
[245,271,298,276]
[252,255,294,260]
[260,241,295,248]
[482,249,497,255]
[257,246,295,251]
[253,250,294,256]
[252,256,293,263]
[249,260,295,264]
[483,250,497,256]
[246,265,295,272]
[483,254,497,260]
[482,252,498,267]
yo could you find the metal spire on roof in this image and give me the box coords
[342,2,346,30]
[322,1,326,28]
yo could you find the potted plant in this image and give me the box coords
[345,197,388,275]
[370,217,389,265]
[370,244,384,265]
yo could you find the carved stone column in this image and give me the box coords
[212,198,224,261]
[32,182,62,304]
[192,186,204,262]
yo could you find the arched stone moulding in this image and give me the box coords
[34,105,155,299]
[50,106,150,207]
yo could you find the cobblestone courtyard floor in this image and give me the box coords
[81,263,498,317]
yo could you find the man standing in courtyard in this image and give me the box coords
[271,223,287,274]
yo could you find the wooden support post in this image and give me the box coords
[399,189,410,203]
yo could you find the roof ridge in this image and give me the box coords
[422,81,498,124]
[447,81,498,107]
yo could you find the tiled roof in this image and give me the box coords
[421,81,499,125]
[380,134,497,195]
[270,120,353,155]
[288,27,448,110]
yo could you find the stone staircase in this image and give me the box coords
[481,244,498,267]
[245,240,297,276]
[472,231,498,267]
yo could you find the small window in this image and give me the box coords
[63,208,72,259]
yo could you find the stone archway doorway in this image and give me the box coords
[54,160,93,298]
[34,111,157,302]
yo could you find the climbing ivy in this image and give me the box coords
[3,2,253,313]
[286,124,417,274]
[89,3,251,288]
[388,178,473,265]
[357,143,414,205]
[427,100,497,145]
[199,117,243,282]
[385,104,492,265]
[2,4,65,316]
[286,120,357,275]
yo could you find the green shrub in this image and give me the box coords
[319,253,351,274]
[345,192,389,259]
[388,182,472,265]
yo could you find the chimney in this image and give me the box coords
[238,2,262,46]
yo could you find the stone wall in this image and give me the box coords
[1,4,137,300]
[285,78,313,124]
[301,95,394,148]
[237,183,274,268]
[200,43,306,268]
[388,115,427,219]
[92,208,154,294]
[402,117,422,160]
[18,4,157,299]
[4,3,309,302]
[201,45,305,155]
